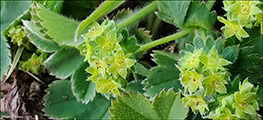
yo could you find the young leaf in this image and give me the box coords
[22,20,60,52]
[157,1,191,28]
[44,46,84,79]
[152,89,188,119]
[36,3,84,46]
[45,80,111,119]
[1,1,31,80]
[119,29,140,54]
[110,92,159,119]
[71,62,96,104]
[184,1,216,30]
[143,51,182,98]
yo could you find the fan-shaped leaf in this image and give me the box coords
[44,46,84,79]
[71,62,96,104]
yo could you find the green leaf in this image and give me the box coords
[157,1,191,28]
[44,46,84,79]
[119,29,140,54]
[240,27,263,57]
[69,94,111,120]
[110,92,159,119]
[36,3,84,46]
[22,20,60,52]
[110,90,188,119]
[221,45,239,63]
[71,62,96,104]
[44,80,87,119]
[74,1,124,41]
[133,63,149,76]
[125,80,145,94]
[1,1,31,80]
[143,51,182,98]
[258,84,263,105]
[152,50,180,66]
[152,89,188,119]
[184,1,216,30]
[228,46,263,85]
[45,80,111,119]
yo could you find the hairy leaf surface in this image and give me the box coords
[143,51,182,98]
[45,80,111,119]
[157,1,191,28]
[22,20,60,52]
[37,4,84,46]
[1,1,31,80]
[71,62,96,104]
[110,90,188,119]
[44,46,84,79]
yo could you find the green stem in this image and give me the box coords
[206,1,216,11]
[135,27,195,53]
[117,1,158,29]
[151,17,162,39]
[1,46,24,85]
[146,13,154,30]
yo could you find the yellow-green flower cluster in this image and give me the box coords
[178,46,231,96]
[78,20,135,96]
[19,52,47,74]
[177,38,231,115]
[8,25,30,48]
[177,37,259,118]
[205,79,259,119]
[218,1,263,40]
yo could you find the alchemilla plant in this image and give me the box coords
[1,0,262,119]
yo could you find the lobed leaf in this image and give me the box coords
[36,3,84,46]
[44,46,84,79]
[22,20,60,52]
[152,89,188,119]
[133,63,149,76]
[228,46,263,86]
[119,29,140,54]
[143,51,182,98]
[1,1,31,80]
[157,1,191,28]
[183,1,216,30]
[44,80,87,119]
[110,89,189,119]
[71,62,96,104]
[110,92,159,119]
[44,80,111,119]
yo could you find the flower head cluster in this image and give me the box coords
[19,52,47,74]
[177,37,232,115]
[218,0,263,40]
[177,36,259,119]
[206,78,259,119]
[79,20,136,96]
[8,25,30,48]
[177,46,231,96]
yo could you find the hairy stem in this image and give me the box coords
[117,1,158,29]
[135,27,195,53]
